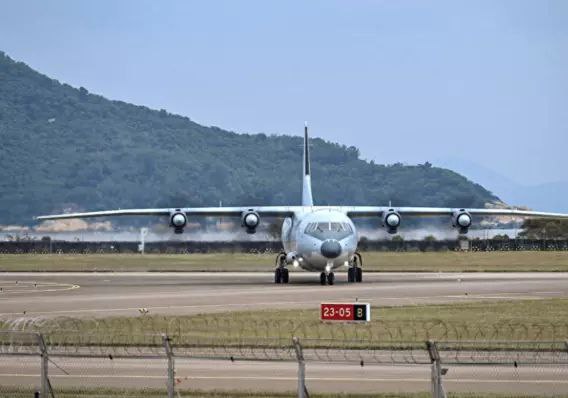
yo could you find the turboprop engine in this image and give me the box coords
[169,209,187,234]
[241,210,260,234]
[285,251,298,263]
[452,209,472,234]
[382,209,401,234]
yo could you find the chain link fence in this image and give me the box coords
[1,329,567,398]
[2,238,568,254]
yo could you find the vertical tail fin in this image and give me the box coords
[302,122,314,206]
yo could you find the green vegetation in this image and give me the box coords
[0,51,497,226]
[0,253,272,272]
[521,219,568,239]
[6,299,567,347]
[2,251,568,272]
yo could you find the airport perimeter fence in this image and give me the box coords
[3,316,568,346]
[1,319,568,398]
[2,238,568,254]
[0,330,567,398]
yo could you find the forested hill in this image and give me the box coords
[0,51,499,225]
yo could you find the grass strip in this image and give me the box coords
[1,251,568,272]
[3,299,567,348]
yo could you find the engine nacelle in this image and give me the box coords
[452,209,472,234]
[285,251,298,263]
[241,210,260,234]
[382,209,401,234]
[169,209,187,234]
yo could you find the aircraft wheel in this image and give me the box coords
[355,267,363,283]
[327,272,335,285]
[282,268,289,284]
[347,267,355,283]
[320,272,326,285]
[275,268,282,284]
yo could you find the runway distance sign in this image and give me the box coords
[320,302,371,322]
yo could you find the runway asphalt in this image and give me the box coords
[1,356,567,395]
[0,271,567,318]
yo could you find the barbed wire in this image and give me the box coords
[2,316,568,344]
[1,317,567,364]
[1,329,567,366]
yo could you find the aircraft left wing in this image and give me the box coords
[344,207,568,219]
[36,206,300,220]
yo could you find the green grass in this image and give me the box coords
[1,251,568,272]
[0,253,272,272]
[5,299,567,348]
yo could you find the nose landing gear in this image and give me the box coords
[320,271,334,285]
[347,252,363,283]
[274,252,289,284]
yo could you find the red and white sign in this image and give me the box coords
[320,302,371,322]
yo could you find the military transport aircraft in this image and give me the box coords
[37,125,568,285]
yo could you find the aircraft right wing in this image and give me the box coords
[36,206,301,221]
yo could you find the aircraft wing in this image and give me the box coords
[37,205,568,221]
[36,206,300,220]
[344,206,568,219]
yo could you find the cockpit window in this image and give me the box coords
[304,222,353,240]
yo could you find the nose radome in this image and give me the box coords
[321,239,342,259]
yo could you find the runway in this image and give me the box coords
[1,356,567,395]
[1,271,567,318]
[1,271,568,395]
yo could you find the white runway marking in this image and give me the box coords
[0,293,555,317]
[0,281,79,295]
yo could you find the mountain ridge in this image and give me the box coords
[435,157,568,213]
[0,51,499,226]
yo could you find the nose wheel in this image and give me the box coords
[320,271,335,285]
[347,252,363,283]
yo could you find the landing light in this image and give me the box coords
[325,264,331,273]
[344,261,349,267]
[293,260,299,268]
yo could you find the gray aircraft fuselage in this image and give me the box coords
[281,208,358,272]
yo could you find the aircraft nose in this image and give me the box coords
[321,239,342,259]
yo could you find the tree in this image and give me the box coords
[424,235,437,242]
[0,51,500,226]
[520,219,568,239]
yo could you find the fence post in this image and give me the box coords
[37,333,51,398]
[426,340,446,398]
[163,334,175,398]
[292,337,308,398]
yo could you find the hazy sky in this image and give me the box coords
[1,0,567,185]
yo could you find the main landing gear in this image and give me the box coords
[347,252,363,283]
[274,252,289,284]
